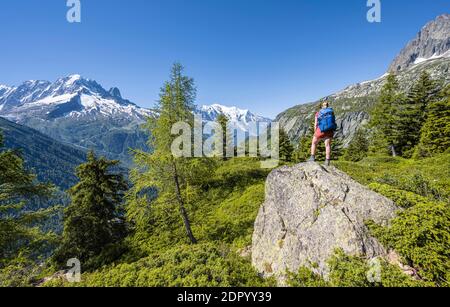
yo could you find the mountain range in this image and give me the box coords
[0,75,269,166]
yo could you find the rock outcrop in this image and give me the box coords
[389,14,450,72]
[252,163,399,284]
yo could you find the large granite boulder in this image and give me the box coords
[252,162,399,284]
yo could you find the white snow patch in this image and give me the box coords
[66,74,82,85]
[414,51,450,65]
[27,93,78,106]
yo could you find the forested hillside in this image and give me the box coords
[0,117,86,190]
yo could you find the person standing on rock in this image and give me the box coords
[308,101,337,166]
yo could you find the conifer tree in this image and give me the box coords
[0,131,55,263]
[408,71,441,124]
[279,129,294,162]
[216,114,233,160]
[343,128,369,162]
[369,73,405,157]
[414,85,450,157]
[398,71,441,156]
[128,63,214,245]
[54,151,127,267]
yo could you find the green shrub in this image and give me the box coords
[368,183,430,208]
[367,202,450,285]
[287,249,429,287]
[45,243,274,287]
[286,266,330,287]
[197,183,265,248]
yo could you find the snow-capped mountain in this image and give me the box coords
[0,75,155,166]
[0,75,270,165]
[0,74,154,121]
[197,104,271,134]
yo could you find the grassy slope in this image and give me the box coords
[45,154,449,287]
[334,154,450,203]
[45,158,274,287]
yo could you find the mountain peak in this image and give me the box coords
[389,14,450,72]
[109,87,122,98]
[66,74,82,82]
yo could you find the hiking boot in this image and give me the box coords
[308,156,316,162]
[324,159,331,167]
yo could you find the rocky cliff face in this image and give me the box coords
[389,14,450,72]
[252,163,399,284]
[277,14,450,147]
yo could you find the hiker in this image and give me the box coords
[308,101,337,166]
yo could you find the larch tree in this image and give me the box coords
[127,63,214,245]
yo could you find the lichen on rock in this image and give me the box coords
[251,162,399,284]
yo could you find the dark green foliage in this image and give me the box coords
[287,266,330,287]
[407,71,441,125]
[335,153,450,287]
[278,129,294,162]
[415,84,450,158]
[0,129,57,285]
[216,114,234,159]
[343,128,369,162]
[397,71,442,157]
[292,136,313,162]
[328,249,430,287]
[368,183,430,209]
[335,154,450,203]
[369,73,405,156]
[287,249,429,287]
[53,152,128,270]
[0,131,56,260]
[327,249,376,287]
[1,258,40,287]
[369,72,443,158]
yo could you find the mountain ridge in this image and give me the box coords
[276,14,450,146]
[389,14,450,72]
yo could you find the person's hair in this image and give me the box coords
[321,101,330,108]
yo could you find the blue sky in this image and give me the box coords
[0,0,448,118]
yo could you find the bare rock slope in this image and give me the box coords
[389,14,450,72]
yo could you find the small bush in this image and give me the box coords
[367,202,450,285]
[45,243,275,287]
[368,183,430,208]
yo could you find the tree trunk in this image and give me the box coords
[172,162,197,244]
